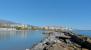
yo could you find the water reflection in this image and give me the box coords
[0,31,30,40]
[0,30,44,50]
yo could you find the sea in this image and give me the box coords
[73,30,91,37]
[0,30,91,50]
[0,30,45,50]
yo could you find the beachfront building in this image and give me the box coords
[42,26,72,31]
[0,23,31,30]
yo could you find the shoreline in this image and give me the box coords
[28,30,91,50]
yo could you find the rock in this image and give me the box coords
[26,49,30,50]
[47,43,66,50]
[30,31,90,50]
[82,48,88,50]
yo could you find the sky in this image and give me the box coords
[0,0,91,29]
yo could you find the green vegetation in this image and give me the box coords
[15,26,29,30]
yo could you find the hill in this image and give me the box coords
[0,19,18,24]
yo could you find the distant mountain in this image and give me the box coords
[0,19,17,24]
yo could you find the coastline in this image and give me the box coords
[0,28,34,31]
[28,30,91,50]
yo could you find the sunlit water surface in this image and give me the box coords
[0,30,45,50]
[73,30,91,37]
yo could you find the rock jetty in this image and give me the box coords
[27,30,91,50]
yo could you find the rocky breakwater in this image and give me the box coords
[28,31,91,50]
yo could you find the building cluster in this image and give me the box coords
[41,26,72,31]
[0,23,31,30]
[0,23,72,31]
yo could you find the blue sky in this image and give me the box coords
[0,0,91,29]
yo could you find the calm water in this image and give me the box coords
[73,30,91,37]
[0,30,45,50]
[0,30,91,50]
